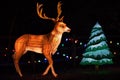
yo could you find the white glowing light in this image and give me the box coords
[56,52,60,55]
[75,40,78,43]
[66,56,69,59]
[38,60,41,63]
[70,57,72,59]
[117,42,119,45]
[65,38,68,41]
[44,58,47,60]
[110,41,112,44]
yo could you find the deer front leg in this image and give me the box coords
[42,54,58,77]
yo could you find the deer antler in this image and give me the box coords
[36,1,64,22]
[56,1,64,21]
[36,3,55,21]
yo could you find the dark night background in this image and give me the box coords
[0,0,120,80]
[1,0,119,60]
[1,0,120,42]
[2,0,120,36]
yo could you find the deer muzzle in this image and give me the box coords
[66,27,71,33]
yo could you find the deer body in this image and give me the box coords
[12,1,71,78]
[16,33,61,55]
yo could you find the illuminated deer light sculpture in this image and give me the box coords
[12,1,71,78]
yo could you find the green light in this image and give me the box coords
[63,54,66,56]
[80,42,83,45]
[75,56,78,59]
[62,44,64,47]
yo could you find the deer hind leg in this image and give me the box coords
[12,50,26,77]
[42,54,58,77]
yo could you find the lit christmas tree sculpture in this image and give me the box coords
[80,22,113,67]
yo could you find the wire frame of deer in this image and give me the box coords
[12,1,71,78]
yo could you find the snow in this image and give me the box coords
[87,41,108,49]
[99,58,112,63]
[90,30,102,38]
[80,22,113,65]
[81,58,95,63]
[93,22,101,28]
[88,34,106,45]
[81,58,112,63]
[83,49,111,57]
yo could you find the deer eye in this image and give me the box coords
[60,25,64,28]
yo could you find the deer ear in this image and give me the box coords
[59,16,64,22]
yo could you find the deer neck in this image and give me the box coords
[46,30,62,44]
[47,31,62,54]
[50,30,63,38]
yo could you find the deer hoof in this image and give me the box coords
[53,73,58,78]
[42,72,47,76]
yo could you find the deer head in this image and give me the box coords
[37,1,71,34]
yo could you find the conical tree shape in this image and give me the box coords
[80,22,113,65]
